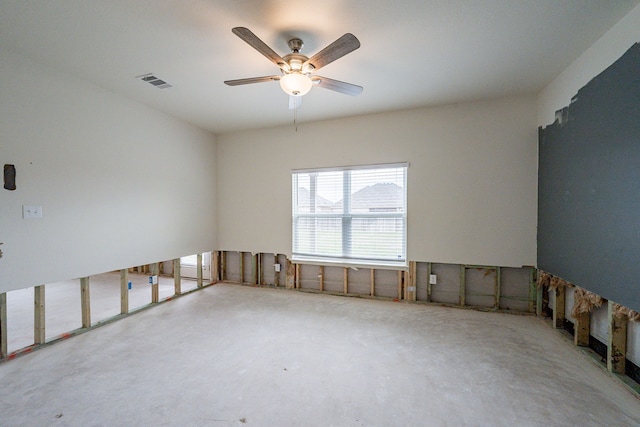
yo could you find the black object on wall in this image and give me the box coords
[4,164,16,191]
[538,43,640,311]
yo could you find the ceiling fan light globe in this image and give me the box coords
[280,73,312,96]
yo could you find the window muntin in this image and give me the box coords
[292,163,407,267]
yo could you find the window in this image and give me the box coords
[292,163,407,267]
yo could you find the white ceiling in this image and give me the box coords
[2,0,638,134]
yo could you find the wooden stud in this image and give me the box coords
[274,254,280,287]
[257,253,263,285]
[397,270,403,300]
[607,301,628,374]
[529,268,537,313]
[80,277,91,328]
[536,279,544,316]
[251,253,258,285]
[426,263,433,303]
[459,266,466,306]
[494,267,501,309]
[1,292,7,359]
[197,253,203,288]
[344,268,349,294]
[212,251,220,282]
[552,285,565,329]
[173,259,181,295]
[151,263,160,303]
[319,266,324,292]
[370,269,375,297]
[285,258,295,289]
[574,311,590,347]
[295,264,301,289]
[221,251,226,281]
[120,269,129,314]
[408,262,417,302]
[34,285,46,344]
[239,252,244,284]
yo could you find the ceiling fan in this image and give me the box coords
[224,27,363,106]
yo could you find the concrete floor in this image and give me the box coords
[1,283,639,426]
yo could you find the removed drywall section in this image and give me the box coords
[538,43,640,310]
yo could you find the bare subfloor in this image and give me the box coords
[1,283,639,426]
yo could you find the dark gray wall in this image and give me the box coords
[538,43,640,311]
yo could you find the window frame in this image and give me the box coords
[291,162,408,268]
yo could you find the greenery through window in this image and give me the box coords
[292,163,407,267]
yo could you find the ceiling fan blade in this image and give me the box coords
[232,27,290,71]
[289,95,302,110]
[224,76,280,86]
[312,76,363,96]
[303,33,360,72]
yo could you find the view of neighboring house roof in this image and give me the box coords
[333,183,404,211]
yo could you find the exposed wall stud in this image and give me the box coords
[285,259,295,289]
[120,269,129,314]
[239,252,244,284]
[197,253,203,288]
[257,253,263,285]
[494,267,501,309]
[459,266,466,306]
[426,262,433,303]
[397,270,403,300]
[80,277,91,328]
[574,311,591,347]
[344,268,349,294]
[370,269,375,297]
[34,285,45,344]
[607,301,628,374]
[173,259,181,295]
[408,262,417,302]
[251,253,258,285]
[212,251,221,282]
[319,266,324,292]
[552,285,565,329]
[274,254,280,287]
[221,251,226,281]
[0,292,6,359]
[151,263,160,303]
[529,268,537,313]
[295,264,301,289]
[536,281,544,316]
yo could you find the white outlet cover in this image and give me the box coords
[429,274,437,285]
[23,205,43,219]
[274,263,281,272]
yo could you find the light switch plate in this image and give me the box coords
[23,205,43,219]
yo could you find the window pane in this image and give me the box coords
[292,163,407,267]
[350,217,405,261]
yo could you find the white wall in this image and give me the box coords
[0,51,217,293]
[217,95,538,268]
[537,4,640,127]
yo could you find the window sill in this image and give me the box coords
[291,256,408,271]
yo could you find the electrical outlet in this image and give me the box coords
[23,205,43,219]
[429,274,437,285]
[274,263,281,272]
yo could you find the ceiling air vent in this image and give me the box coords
[136,73,172,89]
